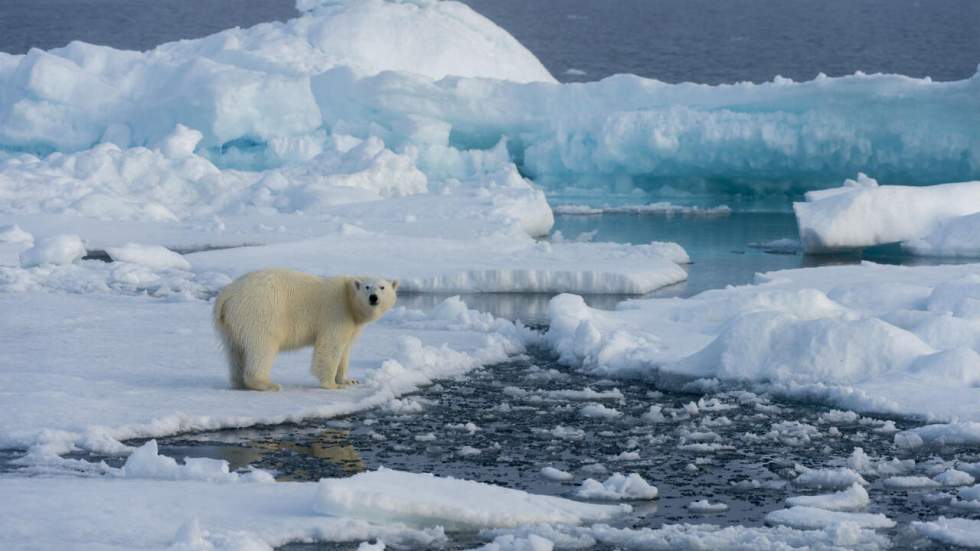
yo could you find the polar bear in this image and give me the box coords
[213,269,398,391]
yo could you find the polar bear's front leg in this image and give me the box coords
[313,335,343,389]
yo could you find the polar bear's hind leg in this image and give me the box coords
[242,345,282,391]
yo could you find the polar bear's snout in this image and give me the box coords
[369,294,379,305]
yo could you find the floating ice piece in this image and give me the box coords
[314,468,628,529]
[785,483,869,512]
[687,499,728,513]
[793,467,868,490]
[575,473,658,500]
[896,422,980,449]
[765,506,895,530]
[540,467,574,481]
[795,175,980,253]
[882,476,941,489]
[18,234,86,267]
[474,534,554,551]
[912,517,980,549]
[105,243,191,270]
[934,469,976,487]
[579,403,622,419]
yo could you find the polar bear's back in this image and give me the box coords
[215,269,350,351]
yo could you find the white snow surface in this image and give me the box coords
[315,468,629,530]
[795,174,980,253]
[905,212,980,259]
[544,261,980,422]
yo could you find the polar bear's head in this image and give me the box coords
[349,277,398,322]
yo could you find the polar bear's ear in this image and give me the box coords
[354,280,361,290]
[391,280,398,290]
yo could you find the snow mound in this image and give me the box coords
[575,473,658,500]
[18,234,86,267]
[794,175,980,253]
[313,468,628,529]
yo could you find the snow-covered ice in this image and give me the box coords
[544,261,980,423]
[765,506,895,530]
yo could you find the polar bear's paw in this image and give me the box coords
[319,381,340,390]
[246,381,281,392]
[338,378,359,387]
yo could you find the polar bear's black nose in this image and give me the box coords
[369,294,378,305]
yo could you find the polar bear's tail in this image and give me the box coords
[214,291,246,389]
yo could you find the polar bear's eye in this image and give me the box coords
[380,286,385,290]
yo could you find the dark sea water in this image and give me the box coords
[2,0,977,84]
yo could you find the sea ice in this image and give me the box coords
[785,483,870,512]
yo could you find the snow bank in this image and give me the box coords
[794,175,980,253]
[0,291,534,459]
[314,468,629,529]
[543,262,980,422]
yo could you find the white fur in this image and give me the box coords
[213,269,398,391]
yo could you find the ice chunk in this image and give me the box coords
[540,467,573,481]
[882,476,941,489]
[912,517,980,548]
[785,483,869,512]
[313,468,629,529]
[794,176,980,253]
[105,243,191,270]
[120,440,274,483]
[579,403,622,419]
[687,499,728,513]
[0,224,33,243]
[793,467,868,490]
[575,473,658,500]
[935,469,976,487]
[19,234,86,267]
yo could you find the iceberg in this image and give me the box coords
[0,0,975,195]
